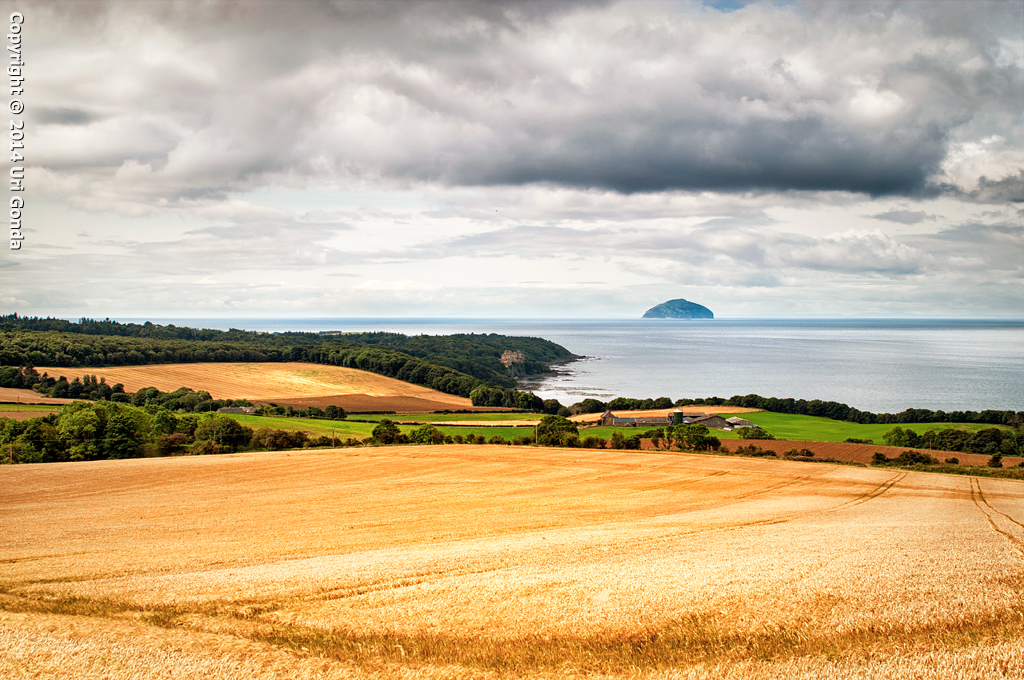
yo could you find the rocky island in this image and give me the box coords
[642,298,714,319]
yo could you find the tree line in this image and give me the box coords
[0,315,577,389]
[559,392,1022,428]
[0,401,340,463]
[723,393,1020,427]
[882,425,1021,458]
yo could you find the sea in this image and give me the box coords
[141,318,1024,414]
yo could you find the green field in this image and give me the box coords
[227,414,373,439]
[734,412,1012,443]
[0,403,61,412]
[227,410,1015,447]
[226,414,534,442]
[580,412,1013,445]
[353,412,537,422]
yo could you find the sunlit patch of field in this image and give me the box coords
[34,362,472,407]
[0,387,76,405]
[2,447,1022,679]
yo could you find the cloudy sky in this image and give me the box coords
[2,0,1022,319]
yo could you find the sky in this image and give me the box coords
[1,0,1022,320]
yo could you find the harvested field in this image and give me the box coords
[34,363,474,411]
[717,438,1024,468]
[265,394,509,413]
[2,447,1022,679]
[0,410,60,422]
[0,387,76,405]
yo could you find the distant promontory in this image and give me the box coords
[642,299,714,319]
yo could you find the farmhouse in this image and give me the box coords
[688,414,730,429]
[217,406,257,415]
[726,417,758,429]
[596,410,736,428]
[597,410,670,427]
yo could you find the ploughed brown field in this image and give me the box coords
[717,439,1024,468]
[33,363,476,411]
[2,446,1022,679]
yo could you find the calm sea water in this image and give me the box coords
[144,318,1024,414]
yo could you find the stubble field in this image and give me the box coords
[33,362,474,411]
[1,446,1022,679]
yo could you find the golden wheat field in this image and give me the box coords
[1,446,1022,679]
[33,362,472,409]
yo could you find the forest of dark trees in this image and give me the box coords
[721,393,1021,427]
[0,314,577,396]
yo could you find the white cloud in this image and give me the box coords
[5,0,1022,319]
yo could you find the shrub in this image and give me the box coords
[783,448,815,458]
[251,428,309,451]
[734,444,776,457]
[581,436,604,449]
[371,419,400,445]
[845,438,873,445]
[194,415,252,452]
[894,450,938,466]
[488,435,508,445]
[737,427,775,440]
[667,424,720,451]
[639,428,664,447]
[156,432,188,456]
[409,424,445,444]
[872,452,889,465]
[536,415,579,446]
[191,440,221,455]
[945,457,959,465]
[987,454,1003,468]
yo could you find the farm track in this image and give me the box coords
[970,478,1024,553]
[825,470,907,513]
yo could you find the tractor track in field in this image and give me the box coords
[970,477,1024,554]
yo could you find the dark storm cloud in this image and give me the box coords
[30,0,1023,200]
[442,116,947,195]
